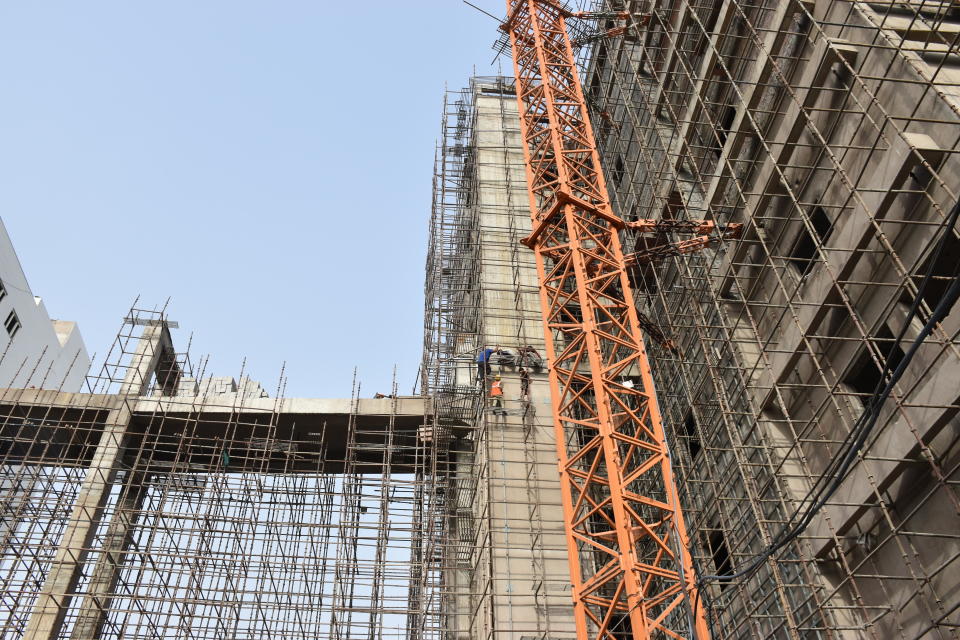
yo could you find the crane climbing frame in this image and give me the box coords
[502,2,710,639]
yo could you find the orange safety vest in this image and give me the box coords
[490,380,503,397]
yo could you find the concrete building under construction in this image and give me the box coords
[580,1,960,637]
[0,2,958,640]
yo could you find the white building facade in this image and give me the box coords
[0,219,89,391]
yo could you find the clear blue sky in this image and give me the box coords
[0,2,507,398]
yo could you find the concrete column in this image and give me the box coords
[22,324,175,640]
[68,472,146,640]
[21,402,136,640]
[118,324,175,396]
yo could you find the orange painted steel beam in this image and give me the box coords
[503,3,709,640]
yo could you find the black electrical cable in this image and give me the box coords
[696,198,960,587]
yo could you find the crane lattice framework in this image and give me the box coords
[502,2,713,639]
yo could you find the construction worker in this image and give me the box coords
[519,366,530,401]
[476,347,500,381]
[489,375,504,413]
[517,345,542,368]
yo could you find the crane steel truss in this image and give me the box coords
[503,2,708,639]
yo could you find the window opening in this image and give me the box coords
[682,410,703,459]
[664,190,683,219]
[707,528,733,588]
[789,206,834,276]
[900,228,960,323]
[843,324,905,404]
[612,156,625,186]
[715,104,737,149]
[4,310,20,339]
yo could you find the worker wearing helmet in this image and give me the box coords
[489,375,505,414]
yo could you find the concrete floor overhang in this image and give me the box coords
[0,389,435,474]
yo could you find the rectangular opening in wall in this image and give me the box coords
[789,206,834,276]
[612,156,625,186]
[682,409,703,459]
[705,0,724,33]
[4,310,20,339]
[901,227,960,323]
[707,528,733,588]
[590,69,603,98]
[664,190,683,220]
[0,281,6,304]
[611,612,633,640]
[715,104,737,150]
[843,324,905,405]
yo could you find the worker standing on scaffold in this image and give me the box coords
[476,347,500,382]
[519,366,530,401]
[517,345,542,368]
[489,375,505,414]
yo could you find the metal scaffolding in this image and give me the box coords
[421,78,576,640]
[577,0,960,638]
[0,306,449,640]
[2,1,959,638]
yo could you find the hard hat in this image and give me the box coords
[495,375,501,380]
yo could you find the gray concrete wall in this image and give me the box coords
[445,83,576,640]
[585,1,960,637]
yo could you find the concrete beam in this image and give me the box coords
[119,324,179,396]
[0,391,434,473]
[0,389,428,419]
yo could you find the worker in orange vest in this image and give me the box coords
[489,375,504,414]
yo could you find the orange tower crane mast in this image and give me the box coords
[501,2,710,639]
